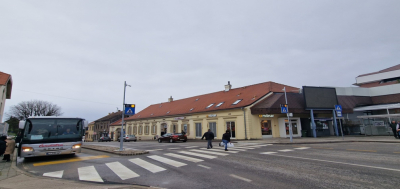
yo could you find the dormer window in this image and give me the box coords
[232,99,242,105]
[190,108,194,111]
[216,102,224,107]
[150,113,154,116]
[195,98,199,101]
[206,103,214,108]
[166,111,170,114]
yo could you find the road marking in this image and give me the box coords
[224,148,247,151]
[185,146,199,148]
[147,149,163,152]
[43,170,63,178]
[105,162,139,180]
[168,148,179,150]
[33,155,109,166]
[234,147,255,149]
[294,147,311,150]
[260,152,277,155]
[147,155,187,167]
[269,154,400,172]
[164,153,204,163]
[278,149,294,152]
[78,166,103,182]
[190,149,229,156]
[311,147,334,150]
[230,174,252,182]
[129,158,166,173]
[198,165,211,169]
[346,149,377,153]
[178,151,217,159]
[199,148,238,153]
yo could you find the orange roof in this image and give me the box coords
[110,119,124,126]
[358,64,400,77]
[0,71,11,86]
[125,81,298,121]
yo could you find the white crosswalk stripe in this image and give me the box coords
[147,155,187,167]
[129,158,166,173]
[294,147,310,150]
[164,153,204,163]
[190,149,229,156]
[78,166,104,182]
[199,148,238,153]
[278,149,294,152]
[184,146,199,148]
[178,151,217,159]
[105,161,139,180]
[221,148,247,151]
[43,170,63,178]
[234,147,255,149]
[260,152,277,155]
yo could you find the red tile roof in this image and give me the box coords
[358,64,400,77]
[110,119,124,126]
[0,71,11,86]
[125,81,299,121]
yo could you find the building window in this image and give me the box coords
[195,123,202,137]
[232,99,242,105]
[209,122,217,136]
[206,103,214,108]
[133,126,137,134]
[173,124,176,133]
[146,126,149,135]
[226,121,236,138]
[139,126,143,134]
[216,102,224,107]
[183,124,187,134]
[128,126,132,135]
[152,125,156,134]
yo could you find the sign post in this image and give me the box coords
[120,81,131,151]
[335,105,344,140]
[282,87,293,143]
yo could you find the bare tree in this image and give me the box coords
[7,100,63,120]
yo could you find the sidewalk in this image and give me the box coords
[236,135,400,144]
[0,152,152,189]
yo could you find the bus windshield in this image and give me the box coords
[23,118,83,143]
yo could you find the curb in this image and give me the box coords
[82,145,149,156]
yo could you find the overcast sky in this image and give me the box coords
[1,0,399,122]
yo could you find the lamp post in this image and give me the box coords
[283,87,293,143]
[120,81,131,151]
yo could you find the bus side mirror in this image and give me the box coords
[83,120,88,128]
[19,121,26,129]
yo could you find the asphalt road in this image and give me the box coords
[18,141,400,189]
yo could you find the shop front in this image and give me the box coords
[259,115,274,138]
[278,117,302,138]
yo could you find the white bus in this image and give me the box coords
[18,116,88,158]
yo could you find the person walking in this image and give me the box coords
[397,121,400,139]
[3,136,15,162]
[389,121,398,139]
[222,130,231,151]
[0,136,6,159]
[201,129,215,149]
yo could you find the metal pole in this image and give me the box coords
[332,110,339,136]
[387,108,391,122]
[311,109,316,138]
[283,87,293,142]
[120,81,127,151]
[339,118,344,140]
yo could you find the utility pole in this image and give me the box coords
[283,87,293,143]
[120,81,131,151]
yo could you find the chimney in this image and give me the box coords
[225,81,232,92]
[168,96,173,102]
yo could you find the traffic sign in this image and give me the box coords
[125,104,136,115]
[337,111,343,117]
[281,107,288,114]
[335,105,342,111]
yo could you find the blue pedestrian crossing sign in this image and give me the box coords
[281,107,288,114]
[335,105,342,111]
[125,104,136,115]
[336,111,343,117]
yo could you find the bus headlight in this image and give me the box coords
[22,147,34,152]
[72,144,81,149]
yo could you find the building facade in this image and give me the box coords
[85,122,95,142]
[0,71,12,123]
[93,110,128,141]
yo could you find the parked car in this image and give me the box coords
[117,135,137,142]
[158,133,187,143]
[98,136,111,142]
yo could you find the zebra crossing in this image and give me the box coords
[41,144,273,183]
[260,146,311,155]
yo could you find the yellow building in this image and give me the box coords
[85,122,95,142]
[122,81,304,140]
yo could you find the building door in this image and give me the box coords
[195,123,202,137]
[261,120,272,138]
[161,123,167,136]
[226,122,235,138]
[209,122,217,136]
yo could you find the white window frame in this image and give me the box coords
[216,102,224,107]
[206,103,214,108]
[232,99,242,105]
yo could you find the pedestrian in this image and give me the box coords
[201,129,215,149]
[397,121,400,139]
[222,130,231,151]
[389,121,398,139]
[0,136,6,159]
[3,136,15,162]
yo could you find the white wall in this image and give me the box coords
[356,70,400,84]
[335,83,400,97]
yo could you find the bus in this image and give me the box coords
[18,116,88,158]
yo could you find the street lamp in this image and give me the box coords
[120,81,131,151]
[283,87,293,143]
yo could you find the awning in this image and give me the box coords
[353,103,400,111]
